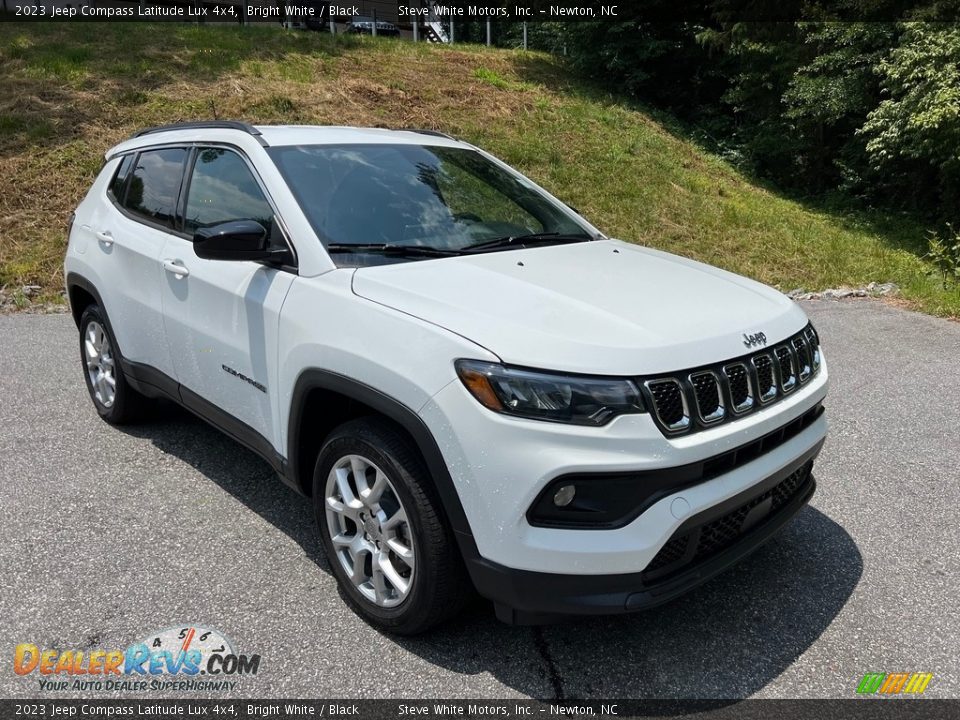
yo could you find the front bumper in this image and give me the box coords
[419,362,828,576]
[467,441,821,624]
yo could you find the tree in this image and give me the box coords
[861,23,960,214]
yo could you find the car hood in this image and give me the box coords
[351,239,808,375]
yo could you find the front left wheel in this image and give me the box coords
[313,417,470,635]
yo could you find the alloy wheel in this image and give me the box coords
[324,454,416,607]
[83,320,117,408]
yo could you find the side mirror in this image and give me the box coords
[193,220,282,262]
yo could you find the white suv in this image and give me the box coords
[65,122,828,634]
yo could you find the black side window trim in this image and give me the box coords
[104,142,298,272]
[106,151,180,237]
[111,146,189,235]
[183,144,298,268]
[107,153,135,206]
[177,146,197,234]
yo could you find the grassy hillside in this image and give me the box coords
[2,22,958,316]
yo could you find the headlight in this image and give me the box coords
[455,360,645,426]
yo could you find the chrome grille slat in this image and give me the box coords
[643,325,822,437]
[723,362,754,414]
[752,353,778,404]
[645,378,690,433]
[690,371,725,424]
[775,346,797,393]
[804,326,821,371]
[792,335,812,382]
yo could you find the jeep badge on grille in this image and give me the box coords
[742,331,768,348]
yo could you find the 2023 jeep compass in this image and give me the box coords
[65,121,828,634]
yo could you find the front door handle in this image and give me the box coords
[95,230,113,247]
[162,259,190,278]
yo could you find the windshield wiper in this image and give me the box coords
[325,234,593,258]
[325,243,464,258]
[460,233,593,253]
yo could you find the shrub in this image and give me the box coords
[926,224,960,287]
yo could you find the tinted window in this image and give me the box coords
[108,154,134,202]
[184,148,276,243]
[123,148,187,229]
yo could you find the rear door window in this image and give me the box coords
[122,148,188,230]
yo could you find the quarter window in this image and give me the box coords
[184,148,276,244]
[123,148,187,229]
[108,154,134,202]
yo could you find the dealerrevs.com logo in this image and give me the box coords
[14,625,261,692]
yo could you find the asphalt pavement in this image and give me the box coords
[0,299,958,700]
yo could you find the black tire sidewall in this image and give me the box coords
[313,424,444,631]
[78,304,132,423]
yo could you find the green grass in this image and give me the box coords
[1,22,958,316]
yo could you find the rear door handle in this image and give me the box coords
[95,230,113,247]
[162,259,190,278]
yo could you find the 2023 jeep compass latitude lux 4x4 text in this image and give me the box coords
[65,122,828,634]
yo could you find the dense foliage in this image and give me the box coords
[497,9,960,224]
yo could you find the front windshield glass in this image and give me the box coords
[267,144,591,256]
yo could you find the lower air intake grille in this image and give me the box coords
[642,461,813,578]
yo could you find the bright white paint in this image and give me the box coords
[67,124,828,578]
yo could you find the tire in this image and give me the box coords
[313,417,470,634]
[78,304,151,425]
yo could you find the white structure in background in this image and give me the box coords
[424,2,451,43]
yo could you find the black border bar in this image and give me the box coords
[0,699,956,718]
[4,1,960,24]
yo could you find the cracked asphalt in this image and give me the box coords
[1,299,958,700]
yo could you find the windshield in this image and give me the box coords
[267,143,592,262]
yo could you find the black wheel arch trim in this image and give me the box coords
[66,273,109,329]
[287,369,479,554]
[63,280,478,544]
[68,273,135,390]
[64,280,483,572]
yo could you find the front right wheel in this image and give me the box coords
[313,417,469,634]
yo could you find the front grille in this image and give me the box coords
[793,336,812,381]
[644,324,821,437]
[724,362,753,413]
[775,346,796,393]
[643,461,813,578]
[690,371,723,423]
[753,353,777,403]
[646,379,688,431]
[804,325,821,371]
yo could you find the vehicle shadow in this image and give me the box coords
[120,407,862,704]
[399,502,862,703]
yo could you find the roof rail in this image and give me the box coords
[398,128,456,140]
[132,121,267,145]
